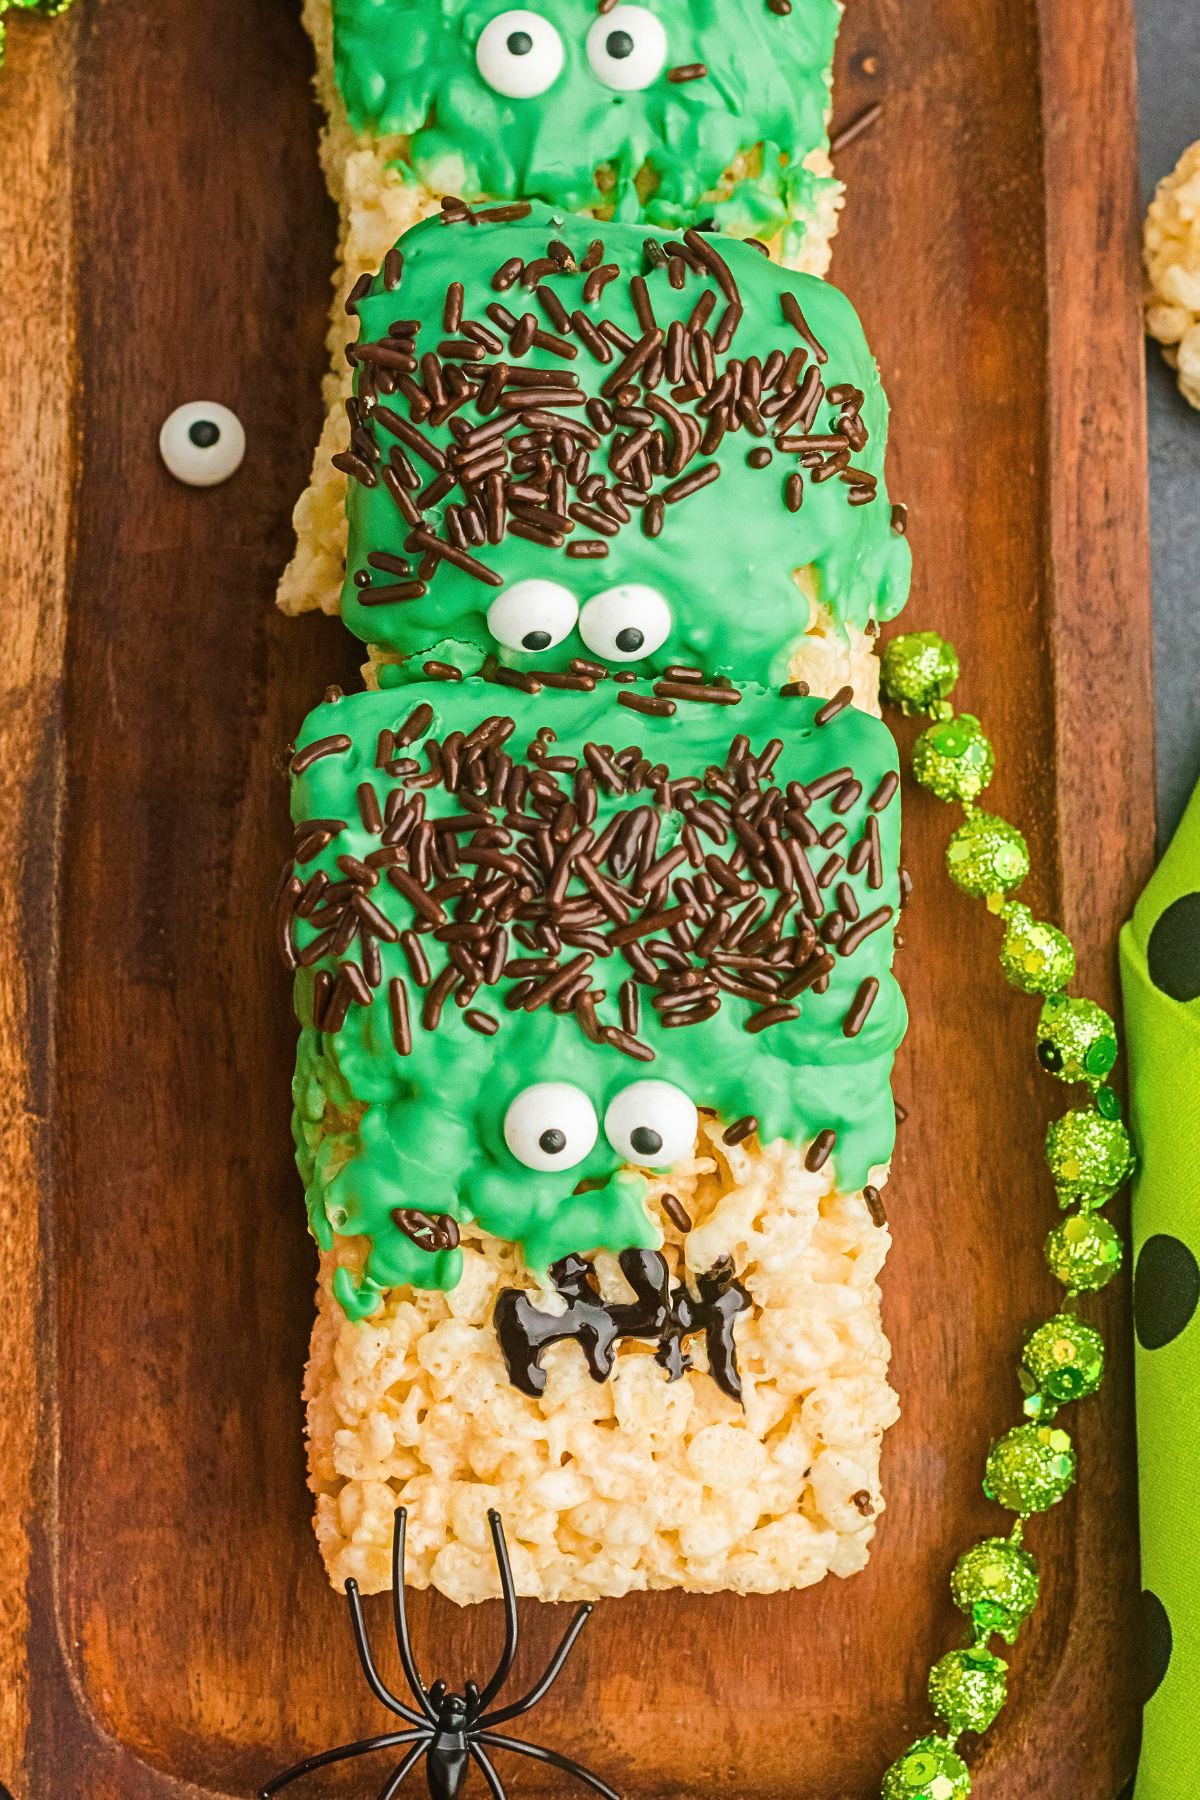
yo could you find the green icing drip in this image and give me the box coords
[343,205,910,683]
[330,0,841,240]
[288,680,906,1317]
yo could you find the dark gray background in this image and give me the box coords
[1138,0,1200,844]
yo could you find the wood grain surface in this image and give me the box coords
[0,0,1154,1795]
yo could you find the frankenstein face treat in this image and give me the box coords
[282,0,849,619]
[326,0,842,248]
[337,203,909,700]
[284,678,906,1601]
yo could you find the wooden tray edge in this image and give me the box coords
[0,0,1158,1791]
[0,12,79,1795]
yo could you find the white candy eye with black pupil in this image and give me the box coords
[159,401,245,487]
[487,580,579,654]
[578,584,671,662]
[585,5,667,91]
[504,1082,598,1172]
[476,10,564,98]
[604,1081,698,1168]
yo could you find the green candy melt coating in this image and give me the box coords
[881,1737,971,1800]
[1035,994,1118,1084]
[1044,1106,1134,1209]
[983,1423,1076,1515]
[950,1537,1040,1645]
[998,902,1076,995]
[927,1647,1008,1736]
[343,204,910,683]
[912,713,994,804]
[331,0,841,254]
[288,680,905,1317]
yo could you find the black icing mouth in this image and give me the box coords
[494,1249,749,1402]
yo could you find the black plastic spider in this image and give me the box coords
[260,1507,620,1800]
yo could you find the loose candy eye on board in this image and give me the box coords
[159,401,245,487]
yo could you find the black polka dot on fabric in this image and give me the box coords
[1141,1589,1173,1702]
[1147,891,1200,1001]
[1135,1234,1200,1350]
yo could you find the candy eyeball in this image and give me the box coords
[578,585,672,662]
[604,1080,698,1168]
[585,6,668,92]
[504,1082,599,1172]
[487,579,579,653]
[159,402,245,487]
[476,10,564,98]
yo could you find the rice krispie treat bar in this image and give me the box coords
[283,680,905,1602]
[1145,138,1200,410]
[283,0,848,619]
[334,202,910,705]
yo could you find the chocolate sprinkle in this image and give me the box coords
[804,1129,837,1172]
[660,1193,693,1233]
[842,976,880,1038]
[291,734,351,775]
[863,1184,887,1227]
[829,101,884,155]
[392,1206,459,1252]
[814,685,855,726]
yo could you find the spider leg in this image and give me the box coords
[469,1742,509,1800]
[390,1507,438,1720]
[478,1731,621,1800]
[375,1739,427,1800]
[257,1728,423,1797]
[480,1605,592,1727]
[347,1579,426,1724]
[471,1511,519,1715]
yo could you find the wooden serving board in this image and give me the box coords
[0,0,1154,1795]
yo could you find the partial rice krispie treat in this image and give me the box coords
[283,0,848,618]
[333,203,910,698]
[1145,139,1200,410]
[281,679,906,1600]
[308,1125,898,1603]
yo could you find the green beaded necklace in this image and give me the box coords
[876,633,1132,1800]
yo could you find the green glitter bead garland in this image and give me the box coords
[877,632,1133,1798]
[0,0,77,70]
[1020,1314,1105,1417]
[928,1647,1009,1735]
[983,1424,1076,1513]
[999,903,1076,994]
[913,715,995,803]
[881,1737,972,1800]
[950,1538,1040,1644]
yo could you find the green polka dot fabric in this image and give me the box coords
[1120,779,1200,1798]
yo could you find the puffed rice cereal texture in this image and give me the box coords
[280,0,843,623]
[306,1116,898,1604]
[1145,139,1200,410]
